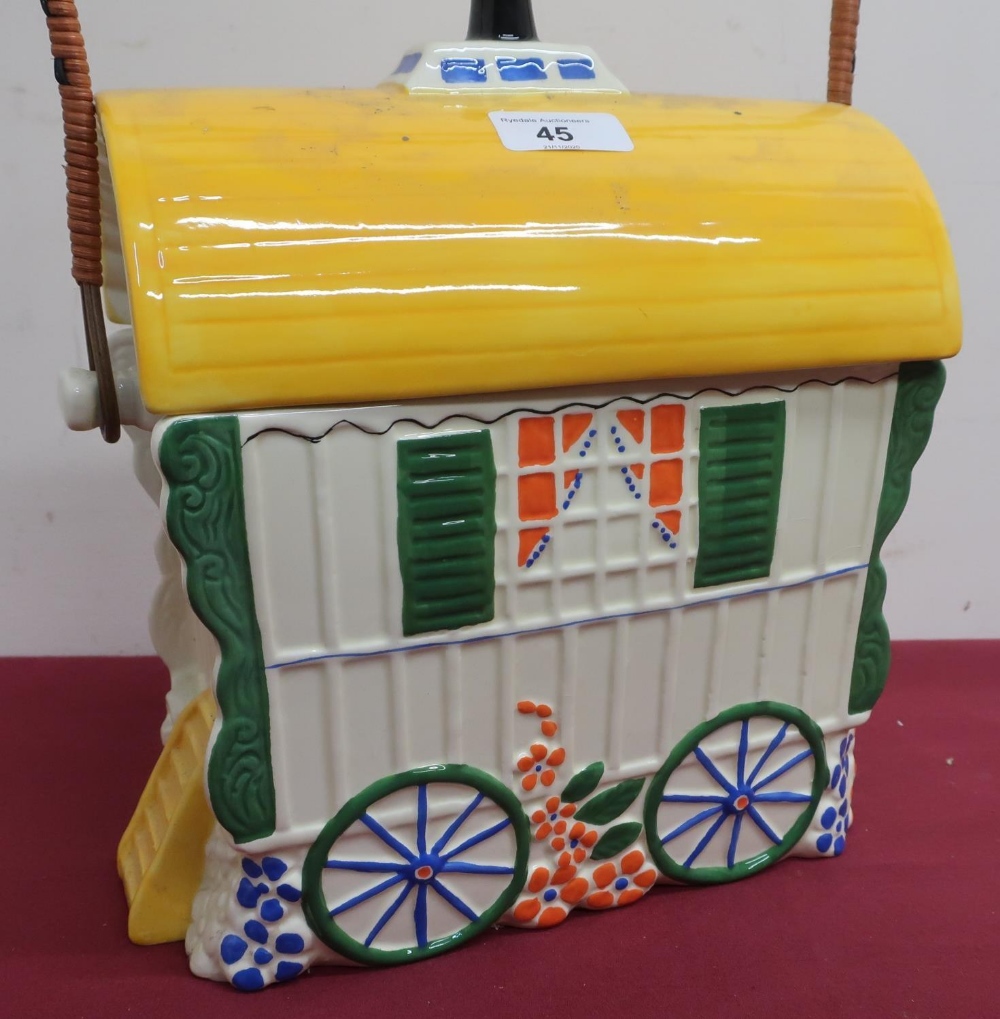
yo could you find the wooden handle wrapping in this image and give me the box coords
[42,0,120,442]
[828,0,862,105]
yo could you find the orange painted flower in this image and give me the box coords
[531,795,576,840]
[509,864,592,928]
[553,819,600,862]
[516,743,567,791]
[584,850,658,909]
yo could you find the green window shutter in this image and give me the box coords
[694,401,786,589]
[397,430,497,636]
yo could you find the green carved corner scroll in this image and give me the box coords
[158,415,275,843]
[849,361,947,714]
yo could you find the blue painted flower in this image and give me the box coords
[816,733,855,856]
[221,856,308,991]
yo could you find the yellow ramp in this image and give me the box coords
[118,690,216,945]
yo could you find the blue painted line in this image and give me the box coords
[431,792,484,856]
[266,563,869,671]
[430,877,478,923]
[746,723,790,786]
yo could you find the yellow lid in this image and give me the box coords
[98,88,961,415]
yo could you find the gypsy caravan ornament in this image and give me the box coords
[40,0,960,991]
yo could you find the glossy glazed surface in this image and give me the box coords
[97,89,960,416]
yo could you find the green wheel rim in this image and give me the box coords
[303,764,529,965]
[643,701,828,885]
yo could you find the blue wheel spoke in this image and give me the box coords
[682,812,728,868]
[746,723,790,785]
[360,812,416,862]
[442,817,511,861]
[417,785,428,856]
[660,804,724,844]
[362,880,414,947]
[747,805,782,845]
[727,813,744,869]
[440,861,515,876]
[752,748,813,791]
[325,860,406,874]
[661,793,729,804]
[753,791,812,804]
[330,873,407,918]
[431,792,485,855]
[414,883,429,949]
[693,748,737,794]
[430,877,479,923]
[736,719,749,786]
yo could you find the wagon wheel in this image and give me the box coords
[302,764,529,965]
[643,702,828,884]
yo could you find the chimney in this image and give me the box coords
[467,0,539,42]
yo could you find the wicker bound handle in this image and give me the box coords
[41,0,119,443]
[828,0,862,105]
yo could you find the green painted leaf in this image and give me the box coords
[574,777,645,825]
[590,821,643,861]
[560,762,605,803]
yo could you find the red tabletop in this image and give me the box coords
[2,642,996,1018]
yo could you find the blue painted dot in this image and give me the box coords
[237,877,267,909]
[628,484,636,492]
[535,765,542,772]
[839,777,848,797]
[816,833,833,853]
[834,836,846,856]
[651,521,658,529]
[611,426,617,434]
[836,820,843,834]
[588,430,597,437]
[634,493,642,500]
[821,806,837,829]
[261,898,285,922]
[838,799,848,817]
[562,501,570,510]
[275,933,305,955]
[525,559,534,568]
[614,877,629,891]
[277,884,301,903]
[232,968,266,992]
[622,467,629,474]
[254,948,273,965]
[830,765,842,790]
[839,737,848,755]
[244,920,268,945]
[584,441,591,448]
[276,961,304,983]
[543,889,557,902]
[542,534,551,543]
[241,858,264,879]
[573,476,582,488]
[570,839,578,848]
[617,446,627,454]
[220,934,248,965]
[261,857,288,881]
[669,542,678,549]
[550,813,558,821]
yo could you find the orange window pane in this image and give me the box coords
[561,413,594,452]
[616,409,645,444]
[656,510,682,535]
[650,459,683,506]
[651,404,685,454]
[519,417,556,467]
[518,527,550,566]
[518,473,558,521]
[630,463,645,480]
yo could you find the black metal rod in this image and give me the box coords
[467,0,538,41]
